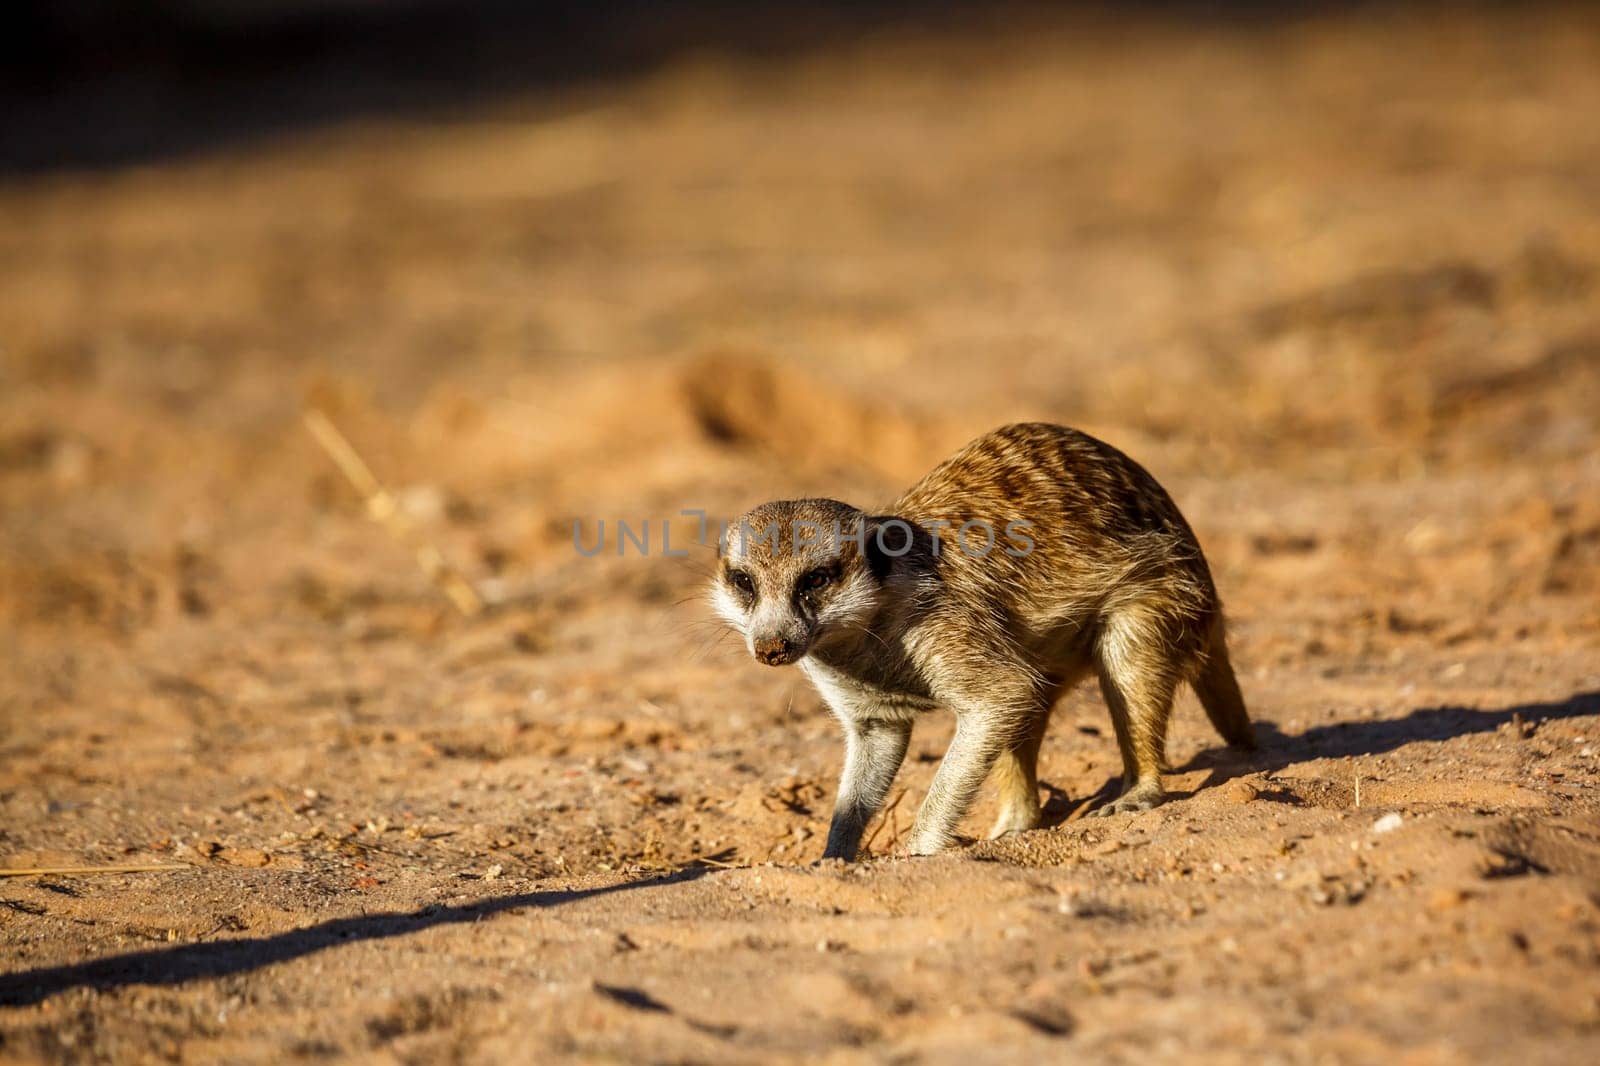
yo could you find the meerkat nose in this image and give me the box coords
[753,636,796,666]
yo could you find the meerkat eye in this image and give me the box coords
[727,570,755,596]
[802,568,832,591]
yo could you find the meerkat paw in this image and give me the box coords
[1093,783,1165,817]
[902,829,952,856]
[987,804,1042,839]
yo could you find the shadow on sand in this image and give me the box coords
[0,866,709,1008]
[1042,689,1600,827]
[2,2,1370,175]
[5,692,1596,1006]
[0,2,958,174]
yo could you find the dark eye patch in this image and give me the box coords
[727,569,755,597]
[800,567,834,592]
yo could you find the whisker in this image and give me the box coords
[685,627,743,664]
[836,621,894,655]
[688,640,745,666]
[671,619,729,634]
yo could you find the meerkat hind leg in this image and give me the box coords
[1093,622,1180,817]
[987,666,1092,837]
[987,709,1050,838]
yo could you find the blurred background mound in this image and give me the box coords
[2,3,1599,1061]
[681,352,941,484]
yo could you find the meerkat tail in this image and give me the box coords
[1193,619,1255,750]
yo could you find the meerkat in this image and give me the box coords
[711,422,1254,860]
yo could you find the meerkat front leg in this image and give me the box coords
[904,707,1024,855]
[821,715,912,861]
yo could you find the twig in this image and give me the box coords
[302,408,483,617]
[692,856,746,870]
[0,864,191,878]
[1065,795,1100,822]
[862,788,907,856]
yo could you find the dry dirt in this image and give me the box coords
[4,6,1600,1063]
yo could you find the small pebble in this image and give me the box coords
[1223,779,1259,805]
[1372,812,1404,834]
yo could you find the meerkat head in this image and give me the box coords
[711,498,898,667]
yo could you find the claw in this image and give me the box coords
[1092,789,1164,817]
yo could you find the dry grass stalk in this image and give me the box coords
[1065,795,1099,822]
[692,855,746,870]
[0,864,191,878]
[861,788,908,856]
[302,408,483,616]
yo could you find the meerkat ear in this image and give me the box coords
[862,515,915,581]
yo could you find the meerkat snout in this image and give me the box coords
[753,635,800,666]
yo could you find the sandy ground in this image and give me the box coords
[3,5,1600,1063]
